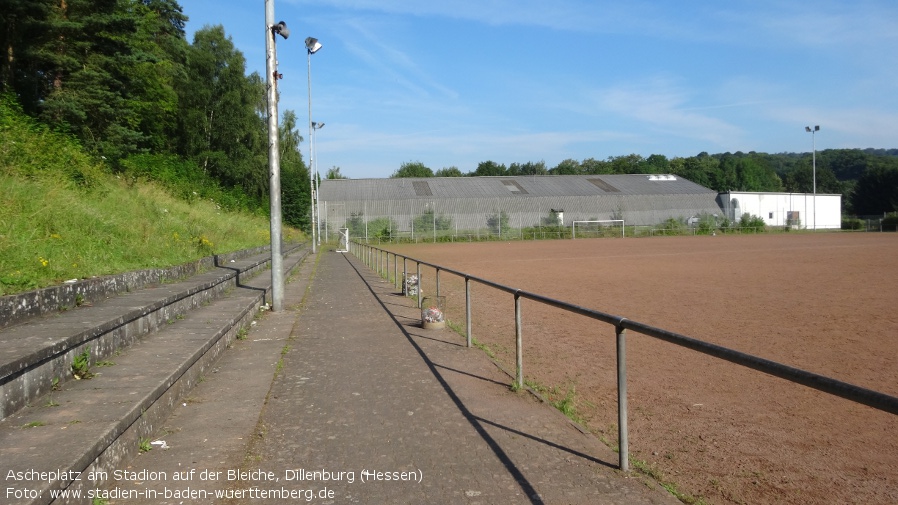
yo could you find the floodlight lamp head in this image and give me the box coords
[273,21,289,40]
[805,126,811,132]
[814,125,820,131]
[305,37,322,54]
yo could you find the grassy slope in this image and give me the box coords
[0,99,303,296]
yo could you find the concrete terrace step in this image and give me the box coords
[0,244,303,420]
[0,245,310,505]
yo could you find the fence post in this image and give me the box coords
[465,277,472,348]
[394,254,399,289]
[417,262,422,309]
[436,268,441,297]
[616,323,629,472]
[403,257,408,294]
[515,291,523,390]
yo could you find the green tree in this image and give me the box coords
[644,154,671,173]
[509,161,548,175]
[851,165,898,215]
[435,166,463,177]
[177,25,265,198]
[0,0,56,110]
[279,109,311,230]
[671,152,718,187]
[413,208,451,234]
[36,0,149,160]
[580,157,611,174]
[783,163,841,194]
[550,159,581,175]
[326,166,348,179]
[127,0,190,153]
[609,154,645,174]
[391,160,433,178]
[474,160,507,176]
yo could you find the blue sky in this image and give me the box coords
[185,1,898,179]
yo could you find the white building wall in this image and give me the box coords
[722,192,842,230]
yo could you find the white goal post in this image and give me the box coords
[572,220,625,238]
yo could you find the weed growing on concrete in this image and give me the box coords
[72,349,94,379]
[237,327,248,340]
[22,421,45,428]
[138,438,152,453]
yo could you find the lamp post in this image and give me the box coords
[306,36,322,254]
[805,125,820,230]
[311,121,325,245]
[264,1,289,311]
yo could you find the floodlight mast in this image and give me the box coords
[805,125,820,230]
[306,37,321,253]
[264,0,285,311]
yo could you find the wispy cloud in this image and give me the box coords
[338,18,459,100]
[586,78,745,148]
[764,105,898,149]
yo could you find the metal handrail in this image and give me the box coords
[350,241,898,472]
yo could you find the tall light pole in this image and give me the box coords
[805,125,820,230]
[264,1,289,311]
[306,36,322,254]
[311,121,325,245]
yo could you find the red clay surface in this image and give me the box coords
[388,233,898,505]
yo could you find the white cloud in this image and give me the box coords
[764,105,898,149]
[587,78,746,148]
[339,18,459,100]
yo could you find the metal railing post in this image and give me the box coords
[465,276,472,348]
[394,254,399,289]
[616,323,629,472]
[515,291,523,390]
[403,257,408,294]
[417,262,422,308]
[436,268,441,297]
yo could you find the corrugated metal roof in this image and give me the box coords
[319,174,716,201]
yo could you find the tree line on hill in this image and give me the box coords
[0,0,311,229]
[388,149,898,216]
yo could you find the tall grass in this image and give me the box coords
[0,95,303,296]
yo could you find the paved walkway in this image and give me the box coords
[243,251,678,504]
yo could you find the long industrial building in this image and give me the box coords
[317,174,724,240]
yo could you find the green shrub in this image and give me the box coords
[738,213,766,233]
[883,213,898,232]
[656,217,688,236]
[841,218,864,230]
[487,210,510,235]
